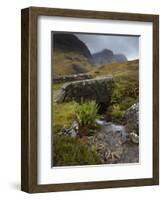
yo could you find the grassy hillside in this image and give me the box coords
[90,59,138,78]
[53,49,92,76]
[90,59,139,123]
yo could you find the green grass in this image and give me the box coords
[53,135,101,166]
[53,83,65,91]
[53,100,100,134]
[52,59,139,166]
[76,101,99,127]
[53,101,78,133]
[89,60,139,123]
[53,100,101,166]
[90,59,138,78]
[108,105,125,123]
[75,101,99,136]
[52,49,92,76]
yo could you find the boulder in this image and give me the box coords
[124,103,139,135]
[56,76,114,112]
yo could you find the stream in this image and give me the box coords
[88,119,139,164]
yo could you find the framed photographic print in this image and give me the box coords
[21,7,159,193]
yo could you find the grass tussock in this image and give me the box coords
[76,101,99,127]
[75,101,100,137]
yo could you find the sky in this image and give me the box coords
[75,33,139,61]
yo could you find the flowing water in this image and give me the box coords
[94,119,139,164]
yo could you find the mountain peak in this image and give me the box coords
[92,49,127,65]
[102,49,113,54]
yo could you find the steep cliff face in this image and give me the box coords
[92,49,127,65]
[52,34,93,76]
[53,34,92,61]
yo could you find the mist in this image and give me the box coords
[75,33,139,61]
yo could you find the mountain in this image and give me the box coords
[92,49,127,65]
[113,54,128,63]
[92,49,114,65]
[52,34,93,76]
[53,34,92,61]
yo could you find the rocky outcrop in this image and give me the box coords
[124,103,139,135]
[92,49,127,65]
[53,73,92,83]
[56,77,114,112]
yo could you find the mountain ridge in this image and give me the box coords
[52,33,129,76]
[92,49,127,65]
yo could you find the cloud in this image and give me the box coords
[75,33,139,60]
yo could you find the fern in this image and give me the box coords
[75,101,99,128]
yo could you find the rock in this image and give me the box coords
[69,129,78,138]
[71,120,79,132]
[56,77,114,112]
[124,103,139,135]
[87,119,139,164]
[60,121,79,138]
[129,132,139,144]
[61,127,77,138]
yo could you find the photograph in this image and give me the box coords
[52,32,139,167]
[21,7,159,193]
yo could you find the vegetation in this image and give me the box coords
[53,101,77,133]
[108,105,125,123]
[52,59,139,166]
[53,100,100,135]
[90,60,139,123]
[75,101,100,136]
[53,135,101,166]
[53,83,65,91]
[90,59,138,78]
[53,50,92,76]
[76,101,99,126]
[53,100,101,166]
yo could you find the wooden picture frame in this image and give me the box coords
[21,7,159,193]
